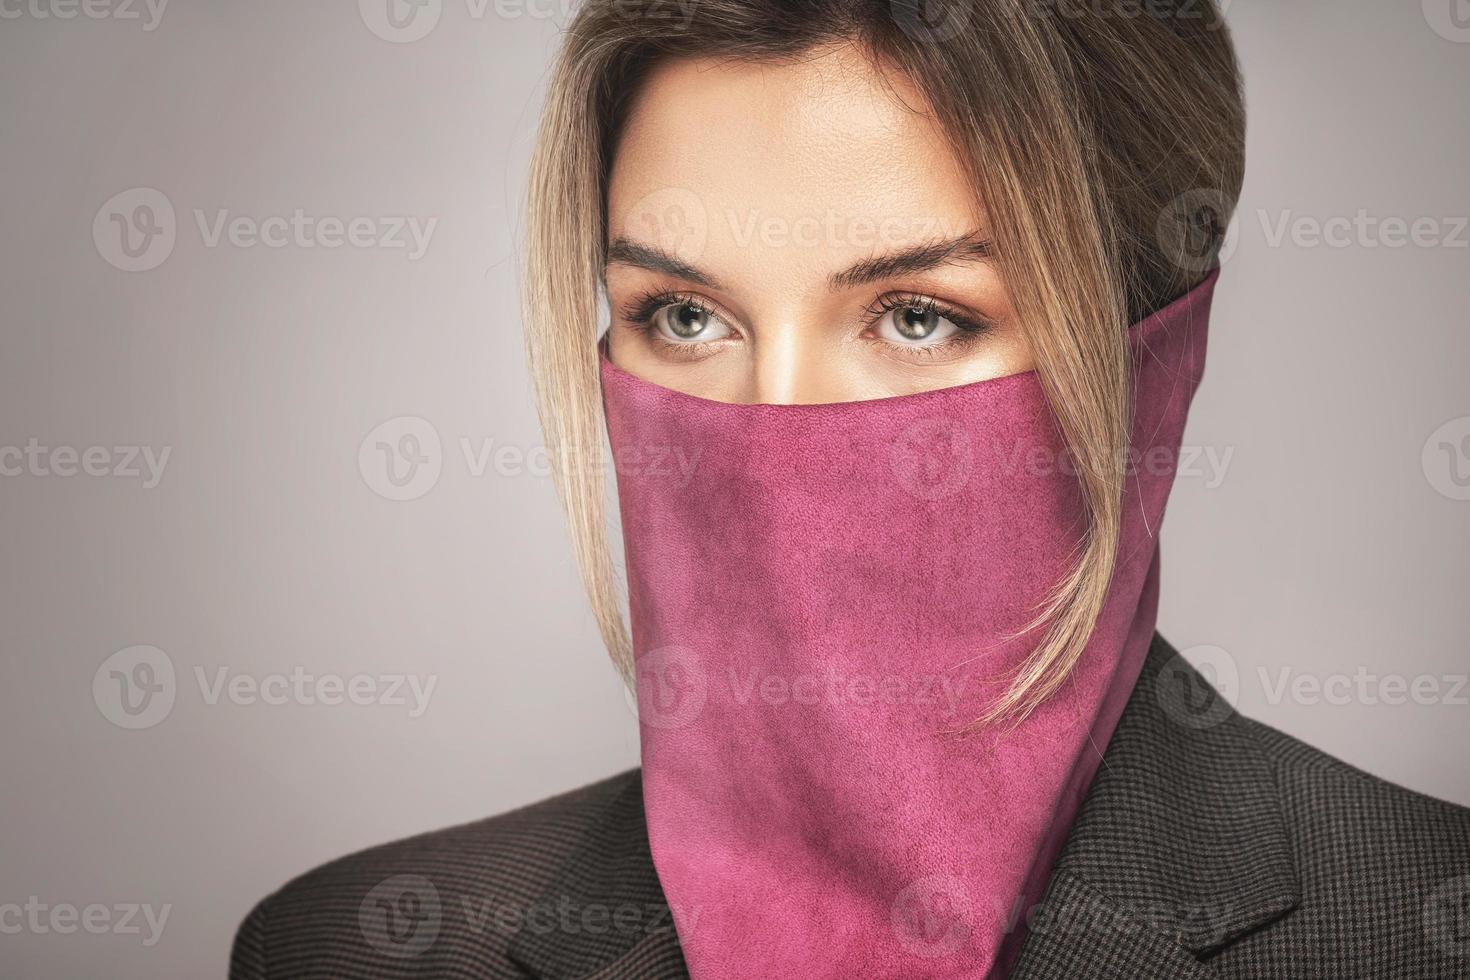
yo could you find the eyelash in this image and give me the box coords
[618,288,715,330]
[616,289,995,354]
[861,292,995,338]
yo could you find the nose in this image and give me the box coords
[750,325,799,405]
[748,322,840,405]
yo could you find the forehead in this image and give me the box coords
[606,44,983,284]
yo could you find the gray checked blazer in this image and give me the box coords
[230,635,1470,978]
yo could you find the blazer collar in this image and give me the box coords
[1008,633,1301,978]
[509,634,1301,979]
[506,774,686,979]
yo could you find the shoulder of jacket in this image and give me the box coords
[1215,715,1470,977]
[229,767,641,979]
[1239,713,1470,833]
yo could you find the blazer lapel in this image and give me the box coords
[1009,633,1301,979]
[506,775,690,980]
[581,928,687,980]
[1007,872,1230,979]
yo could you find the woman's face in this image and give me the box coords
[604,42,1034,405]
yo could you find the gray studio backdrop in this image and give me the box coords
[2,2,1468,977]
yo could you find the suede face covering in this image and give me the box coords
[599,272,1217,979]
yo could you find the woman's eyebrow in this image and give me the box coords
[605,238,725,289]
[828,231,994,289]
[603,229,993,291]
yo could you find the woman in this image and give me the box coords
[231,1,1470,977]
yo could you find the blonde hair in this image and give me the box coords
[521,0,1245,723]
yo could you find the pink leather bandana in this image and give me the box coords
[600,271,1217,979]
